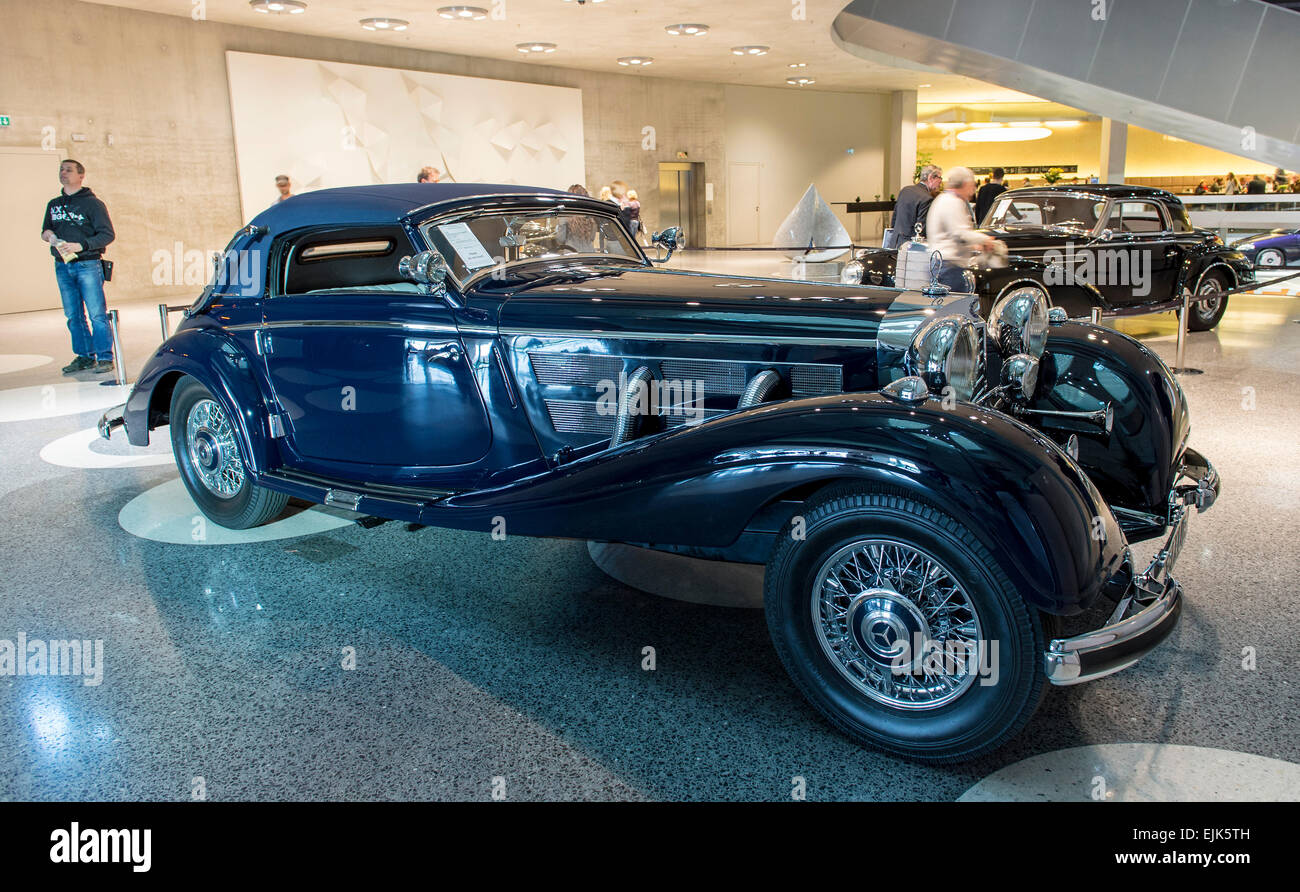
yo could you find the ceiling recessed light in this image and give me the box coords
[360,17,408,30]
[786,76,816,86]
[665,24,709,36]
[918,83,932,88]
[788,62,807,68]
[250,0,306,13]
[438,5,487,19]
[617,56,654,67]
[731,45,769,56]
[516,42,558,54]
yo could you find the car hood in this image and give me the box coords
[486,264,980,345]
[978,227,1092,253]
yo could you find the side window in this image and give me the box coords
[279,226,418,296]
[1112,201,1166,234]
[1168,204,1194,233]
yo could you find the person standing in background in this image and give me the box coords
[886,164,942,249]
[926,167,997,293]
[974,167,1008,225]
[1224,172,1239,195]
[274,174,293,202]
[41,159,116,374]
[417,166,442,184]
[625,189,647,244]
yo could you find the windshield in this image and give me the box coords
[984,194,1107,233]
[420,209,643,284]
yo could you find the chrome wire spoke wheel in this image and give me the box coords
[811,538,983,710]
[1195,278,1224,322]
[185,398,245,499]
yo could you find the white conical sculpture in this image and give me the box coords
[771,184,852,262]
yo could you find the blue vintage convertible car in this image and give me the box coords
[101,183,1219,761]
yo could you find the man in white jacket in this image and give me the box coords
[926,166,998,292]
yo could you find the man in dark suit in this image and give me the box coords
[886,164,942,248]
[974,167,1008,225]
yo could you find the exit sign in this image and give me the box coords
[0,116,10,127]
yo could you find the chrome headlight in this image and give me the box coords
[990,287,1049,357]
[907,316,980,402]
[1000,353,1039,398]
[840,260,864,285]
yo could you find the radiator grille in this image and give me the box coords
[790,364,843,396]
[529,352,623,388]
[541,399,616,435]
[658,359,747,394]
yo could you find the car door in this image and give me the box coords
[259,226,492,482]
[1091,200,1181,307]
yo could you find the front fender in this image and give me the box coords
[1030,321,1188,516]
[427,393,1128,615]
[124,323,274,474]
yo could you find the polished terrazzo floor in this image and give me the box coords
[1,265,1298,801]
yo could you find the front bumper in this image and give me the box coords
[98,404,126,440]
[1044,448,1219,685]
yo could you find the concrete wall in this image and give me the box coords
[724,85,891,244]
[7,0,834,306]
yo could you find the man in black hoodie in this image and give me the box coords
[41,159,116,374]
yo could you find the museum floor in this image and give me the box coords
[2,264,1298,801]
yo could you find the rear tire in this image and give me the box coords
[1187,270,1230,331]
[170,376,288,529]
[764,484,1051,762]
[1255,248,1284,268]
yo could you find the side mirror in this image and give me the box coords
[399,251,450,289]
[651,227,682,264]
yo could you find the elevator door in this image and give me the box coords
[657,161,705,249]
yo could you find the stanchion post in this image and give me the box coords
[1173,288,1204,375]
[159,303,171,340]
[107,308,127,387]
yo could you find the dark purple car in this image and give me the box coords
[1231,229,1300,268]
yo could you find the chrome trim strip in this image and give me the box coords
[500,328,876,347]
[227,320,463,336]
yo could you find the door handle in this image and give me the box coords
[422,344,462,363]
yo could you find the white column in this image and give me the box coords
[887,90,918,198]
[1100,118,1128,185]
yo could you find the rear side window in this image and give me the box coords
[1110,201,1167,234]
[1168,204,1194,233]
[278,225,417,295]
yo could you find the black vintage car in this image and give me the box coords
[101,183,1219,762]
[852,185,1255,330]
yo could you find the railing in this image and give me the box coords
[1181,194,1300,241]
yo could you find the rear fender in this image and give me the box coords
[426,393,1128,615]
[124,325,274,474]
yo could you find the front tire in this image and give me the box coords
[1187,270,1230,331]
[764,484,1050,762]
[170,376,288,529]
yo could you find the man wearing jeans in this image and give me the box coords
[41,159,116,374]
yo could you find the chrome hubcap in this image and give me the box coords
[1196,280,1223,320]
[186,398,244,498]
[812,539,983,710]
[1257,251,1283,267]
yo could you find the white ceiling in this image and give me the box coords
[83,0,1043,104]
